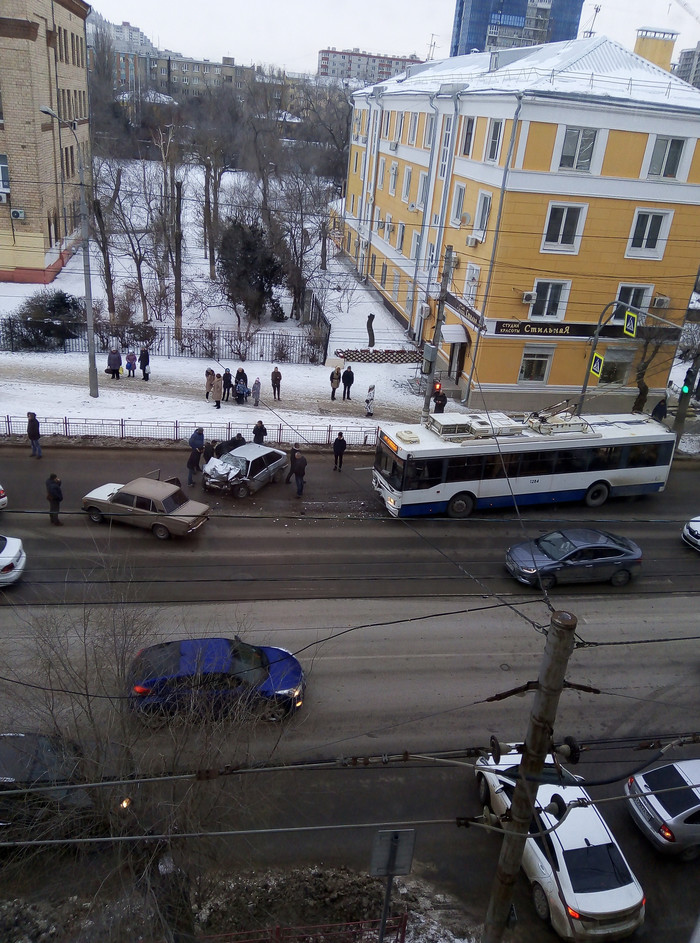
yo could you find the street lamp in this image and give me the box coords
[40,105,98,398]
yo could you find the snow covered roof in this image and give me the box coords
[355,36,700,112]
[116,89,177,106]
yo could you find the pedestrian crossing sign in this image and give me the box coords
[591,354,604,378]
[623,310,637,338]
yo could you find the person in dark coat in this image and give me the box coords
[252,420,267,444]
[235,378,247,405]
[235,367,248,390]
[651,398,668,422]
[107,349,122,379]
[271,366,282,400]
[187,447,202,487]
[203,440,218,464]
[188,428,204,471]
[222,369,233,401]
[285,442,300,484]
[292,451,307,497]
[333,432,347,471]
[216,433,246,458]
[138,348,150,381]
[433,390,448,414]
[46,473,63,525]
[27,411,42,459]
[342,366,354,400]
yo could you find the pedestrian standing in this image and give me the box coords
[333,432,346,472]
[212,373,223,409]
[330,365,341,400]
[342,365,354,400]
[107,349,122,379]
[251,377,261,407]
[235,377,247,405]
[188,428,204,471]
[253,420,267,444]
[433,389,447,414]
[271,366,282,400]
[222,369,233,401]
[235,367,248,392]
[292,451,307,498]
[45,473,63,525]
[205,368,215,400]
[125,351,137,377]
[651,397,668,422]
[365,384,375,417]
[138,348,150,381]
[27,411,42,459]
[187,447,202,487]
[285,442,300,484]
[203,439,218,464]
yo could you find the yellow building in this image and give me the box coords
[0,0,91,283]
[342,37,700,412]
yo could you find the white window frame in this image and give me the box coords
[373,206,381,231]
[394,111,404,143]
[438,116,453,178]
[380,262,388,287]
[625,208,673,260]
[377,157,386,189]
[485,119,503,163]
[392,272,401,301]
[464,263,480,306]
[518,346,554,384]
[423,113,435,148]
[350,193,356,216]
[473,190,492,241]
[360,153,367,180]
[388,162,398,196]
[646,135,685,179]
[410,231,420,261]
[384,213,392,239]
[613,284,654,322]
[559,127,597,172]
[451,183,466,225]
[382,110,390,138]
[353,151,359,174]
[408,112,418,145]
[528,280,571,321]
[401,166,412,202]
[417,172,428,208]
[396,222,405,252]
[461,116,475,157]
[541,202,587,254]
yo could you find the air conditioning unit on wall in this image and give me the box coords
[522,291,536,304]
[466,235,479,247]
[652,295,670,309]
[10,208,25,220]
[389,141,399,151]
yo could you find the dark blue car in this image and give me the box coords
[128,637,305,724]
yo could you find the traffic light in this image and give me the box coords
[682,381,690,395]
[682,369,693,395]
[433,380,442,393]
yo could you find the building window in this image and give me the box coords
[474,191,491,241]
[392,272,401,301]
[384,213,392,239]
[438,116,453,178]
[396,222,405,252]
[353,151,359,174]
[542,204,585,252]
[559,127,596,171]
[350,193,356,215]
[464,263,480,305]
[486,119,502,162]
[518,348,554,383]
[389,162,398,196]
[182,76,189,85]
[182,63,189,72]
[401,166,412,202]
[408,112,418,145]
[451,183,466,224]
[161,67,166,75]
[361,153,367,180]
[613,284,653,322]
[394,112,404,143]
[0,153,9,189]
[370,254,377,278]
[461,116,475,156]
[530,281,569,320]
[382,110,390,138]
[648,136,684,178]
[423,113,435,148]
[380,262,388,287]
[373,207,381,232]
[377,157,385,189]
[626,209,672,258]
[193,64,200,72]
[410,231,420,260]
[598,349,634,384]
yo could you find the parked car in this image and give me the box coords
[82,476,210,540]
[128,636,306,724]
[476,747,645,940]
[681,516,700,551]
[0,483,7,511]
[625,759,700,860]
[202,444,289,499]
[505,528,642,589]
[0,534,26,586]
[0,732,135,843]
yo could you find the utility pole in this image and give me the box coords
[420,246,456,425]
[673,351,700,436]
[174,180,183,342]
[482,610,578,943]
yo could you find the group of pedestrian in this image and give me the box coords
[328,364,375,417]
[106,348,150,380]
[204,366,263,409]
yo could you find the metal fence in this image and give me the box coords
[1,415,379,450]
[0,294,331,366]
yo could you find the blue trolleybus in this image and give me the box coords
[372,411,676,518]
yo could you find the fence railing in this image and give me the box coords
[1,415,379,450]
[0,292,331,366]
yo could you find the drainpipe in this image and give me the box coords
[361,90,385,282]
[409,93,439,339]
[462,92,523,406]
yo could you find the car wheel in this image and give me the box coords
[680,845,700,862]
[152,523,171,540]
[584,481,609,508]
[447,493,475,518]
[532,883,551,923]
[476,773,491,808]
[233,483,249,499]
[539,574,556,591]
[262,700,289,722]
[610,569,632,587]
[87,506,104,524]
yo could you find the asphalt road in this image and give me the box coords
[1,445,699,940]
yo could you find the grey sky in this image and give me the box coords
[92,0,700,73]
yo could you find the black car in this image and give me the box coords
[505,527,642,589]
